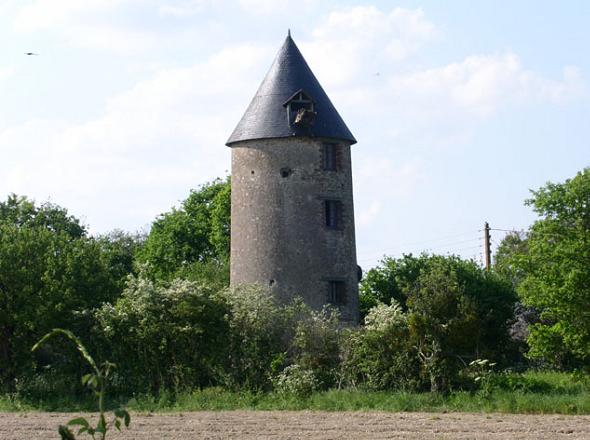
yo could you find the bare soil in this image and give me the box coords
[1,411,589,439]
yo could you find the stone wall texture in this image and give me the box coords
[230,137,359,323]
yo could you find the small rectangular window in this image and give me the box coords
[327,280,346,305]
[322,143,338,171]
[325,200,341,228]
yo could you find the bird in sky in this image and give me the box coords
[24,52,39,56]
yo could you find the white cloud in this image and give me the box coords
[301,6,436,87]
[389,53,585,118]
[313,6,435,58]
[0,44,269,232]
[293,5,584,145]
[357,200,382,227]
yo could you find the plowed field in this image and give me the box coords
[1,411,589,439]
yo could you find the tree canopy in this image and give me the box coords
[515,168,590,366]
[0,194,85,238]
[137,177,230,280]
[0,197,119,387]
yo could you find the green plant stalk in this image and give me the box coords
[32,328,129,439]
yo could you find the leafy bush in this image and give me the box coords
[342,302,421,391]
[221,284,287,390]
[290,306,341,389]
[222,287,344,392]
[272,364,318,398]
[95,273,229,393]
[357,255,517,393]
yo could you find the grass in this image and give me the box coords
[2,371,589,415]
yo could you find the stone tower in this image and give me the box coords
[226,33,359,323]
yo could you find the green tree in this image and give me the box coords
[0,195,118,389]
[407,259,480,392]
[516,168,590,366]
[359,254,517,392]
[0,225,117,388]
[96,230,146,292]
[0,194,85,238]
[359,254,426,318]
[494,231,529,287]
[137,178,230,280]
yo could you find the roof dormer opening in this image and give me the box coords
[284,89,316,127]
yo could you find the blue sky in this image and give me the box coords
[1,0,588,269]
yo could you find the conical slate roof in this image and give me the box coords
[226,34,356,146]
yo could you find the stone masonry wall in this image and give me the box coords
[230,136,359,323]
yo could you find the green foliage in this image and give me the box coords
[95,230,145,292]
[0,194,86,239]
[407,259,481,392]
[0,196,118,389]
[272,364,319,398]
[137,177,231,280]
[31,329,130,439]
[95,273,229,393]
[494,231,529,287]
[221,284,286,390]
[220,287,343,392]
[6,371,589,414]
[359,255,425,317]
[358,254,517,393]
[174,259,230,292]
[290,306,341,389]
[342,302,421,391]
[516,168,590,366]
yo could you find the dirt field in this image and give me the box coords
[1,411,589,439]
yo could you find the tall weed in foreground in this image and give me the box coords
[32,329,130,439]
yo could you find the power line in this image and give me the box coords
[490,227,572,239]
[357,235,483,262]
[362,230,480,255]
[488,228,525,233]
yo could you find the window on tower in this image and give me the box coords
[283,89,316,127]
[322,143,339,171]
[325,199,342,229]
[327,280,346,305]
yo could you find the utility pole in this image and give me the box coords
[484,222,491,271]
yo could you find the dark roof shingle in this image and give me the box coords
[226,34,356,146]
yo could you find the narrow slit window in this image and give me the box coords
[322,143,338,171]
[325,200,341,229]
[327,280,346,305]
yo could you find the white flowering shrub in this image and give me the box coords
[364,301,406,332]
[291,306,341,389]
[341,301,421,391]
[272,364,318,397]
[95,273,228,393]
